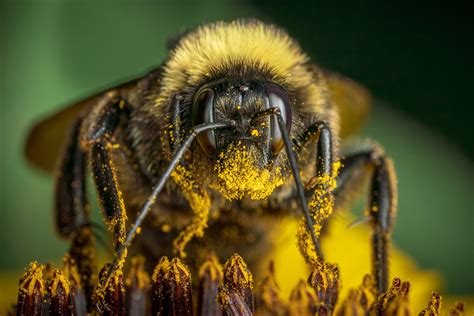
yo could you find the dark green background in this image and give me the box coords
[0,0,472,295]
[253,1,474,158]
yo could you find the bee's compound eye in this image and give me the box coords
[192,88,216,157]
[266,84,292,154]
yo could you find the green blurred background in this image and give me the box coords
[0,0,472,301]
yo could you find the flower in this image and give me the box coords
[11,251,465,315]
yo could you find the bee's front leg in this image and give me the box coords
[80,92,129,251]
[294,122,337,263]
[78,92,131,311]
[333,147,397,295]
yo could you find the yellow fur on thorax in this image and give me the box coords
[155,20,327,115]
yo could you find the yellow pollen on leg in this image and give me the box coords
[297,161,341,263]
[171,164,211,258]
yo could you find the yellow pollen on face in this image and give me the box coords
[210,142,284,200]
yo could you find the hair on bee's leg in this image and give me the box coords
[333,148,397,295]
[55,113,97,311]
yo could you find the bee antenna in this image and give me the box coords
[262,107,324,260]
[101,122,228,290]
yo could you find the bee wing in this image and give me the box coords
[325,70,372,138]
[25,76,142,173]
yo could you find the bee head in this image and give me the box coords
[192,80,292,165]
[130,20,335,201]
[191,79,291,200]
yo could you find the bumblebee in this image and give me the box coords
[26,19,396,308]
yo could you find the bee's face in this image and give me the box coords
[192,80,292,164]
[191,80,292,200]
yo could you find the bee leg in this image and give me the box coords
[80,94,129,251]
[295,121,336,262]
[55,114,97,311]
[74,94,133,311]
[254,107,333,261]
[334,148,397,295]
[55,114,89,237]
